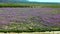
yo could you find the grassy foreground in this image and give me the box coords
[0,31,60,34]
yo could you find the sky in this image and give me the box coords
[0,0,60,3]
[28,0,60,2]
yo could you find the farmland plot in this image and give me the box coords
[0,8,60,32]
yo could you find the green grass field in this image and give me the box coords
[0,3,60,8]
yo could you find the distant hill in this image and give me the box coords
[0,0,60,4]
[0,0,28,3]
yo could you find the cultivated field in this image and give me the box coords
[0,8,60,32]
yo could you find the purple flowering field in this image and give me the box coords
[0,8,60,32]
